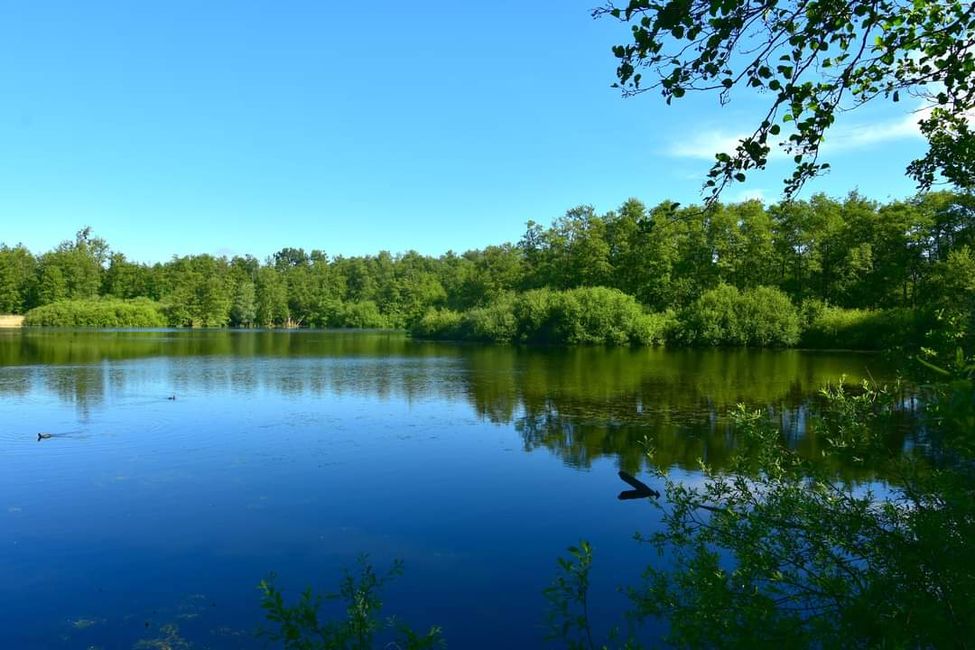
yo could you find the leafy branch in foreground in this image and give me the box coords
[548,372,975,647]
[545,542,642,650]
[258,556,443,650]
[596,0,975,200]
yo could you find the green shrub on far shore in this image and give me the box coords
[332,300,390,329]
[411,308,464,340]
[675,284,800,347]
[412,287,670,345]
[23,298,166,328]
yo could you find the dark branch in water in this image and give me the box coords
[617,470,660,500]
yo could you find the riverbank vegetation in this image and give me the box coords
[412,287,671,345]
[22,298,166,328]
[3,192,974,349]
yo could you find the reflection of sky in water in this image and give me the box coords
[0,331,901,648]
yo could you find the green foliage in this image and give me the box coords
[0,244,36,313]
[464,297,520,342]
[332,301,390,329]
[5,191,973,348]
[229,280,257,328]
[598,0,975,199]
[161,255,233,328]
[410,287,669,345]
[258,557,443,650]
[545,541,600,650]
[929,245,975,348]
[676,284,800,347]
[412,308,464,341]
[551,287,663,345]
[36,228,108,303]
[23,298,166,328]
[800,302,922,350]
[545,542,642,650]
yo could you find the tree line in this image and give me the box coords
[2,191,973,345]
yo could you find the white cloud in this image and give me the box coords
[826,104,974,152]
[825,108,928,151]
[667,104,939,161]
[669,130,747,160]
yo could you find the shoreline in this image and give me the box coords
[0,315,24,328]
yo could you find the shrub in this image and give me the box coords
[632,310,676,346]
[410,287,668,346]
[675,283,744,346]
[512,289,560,342]
[259,557,443,649]
[332,301,390,329]
[738,286,801,347]
[412,308,463,340]
[675,284,800,347]
[23,298,167,328]
[464,296,518,342]
[548,287,648,344]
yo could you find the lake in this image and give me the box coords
[0,330,901,648]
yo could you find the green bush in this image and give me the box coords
[738,285,801,346]
[547,287,649,344]
[332,301,390,329]
[412,308,464,340]
[511,289,560,342]
[675,283,744,346]
[465,296,519,342]
[410,287,668,346]
[675,284,800,347]
[631,310,675,346]
[23,298,166,328]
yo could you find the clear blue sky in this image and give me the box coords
[0,1,930,262]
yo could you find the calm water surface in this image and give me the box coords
[0,330,899,648]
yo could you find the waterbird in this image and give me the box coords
[617,470,660,500]
[167,395,176,401]
[37,432,53,441]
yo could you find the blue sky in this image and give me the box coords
[0,1,930,262]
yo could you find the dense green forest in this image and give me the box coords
[2,191,973,347]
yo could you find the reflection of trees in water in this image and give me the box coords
[45,366,107,419]
[0,329,454,365]
[513,385,918,482]
[0,331,468,408]
[516,403,733,474]
[461,346,909,478]
[0,331,910,476]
